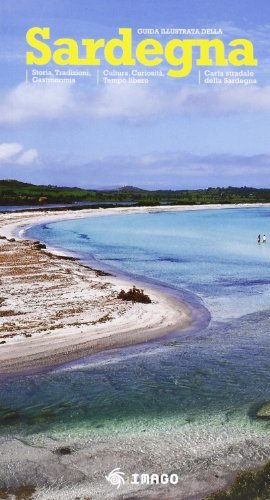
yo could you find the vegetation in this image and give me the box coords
[205,460,270,500]
[0,484,36,499]
[1,179,270,206]
[118,286,151,303]
[0,179,97,205]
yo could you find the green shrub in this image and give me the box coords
[205,459,270,500]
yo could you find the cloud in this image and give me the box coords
[26,151,270,189]
[1,81,270,126]
[4,149,270,189]
[0,83,74,125]
[0,142,38,166]
[81,151,270,180]
[88,84,270,121]
[0,143,23,162]
[88,84,166,120]
[16,148,38,165]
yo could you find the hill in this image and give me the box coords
[1,180,270,206]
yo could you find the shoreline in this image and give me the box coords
[0,207,198,375]
[0,204,269,499]
[1,200,263,375]
[2,200,270,237]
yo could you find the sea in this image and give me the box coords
[1,207,270,498]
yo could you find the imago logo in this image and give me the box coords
[106,468,179,489]
[105,468,125,489]
[131,473,179,485]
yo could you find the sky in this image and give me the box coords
[1,0,270,189]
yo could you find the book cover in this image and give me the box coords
[0,1,269,499]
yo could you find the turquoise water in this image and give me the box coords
[27,207,270,321]
[1,208,270,494]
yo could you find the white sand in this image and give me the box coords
[0,202,264,373]
[0,204,268,499]
[0,207,195,373]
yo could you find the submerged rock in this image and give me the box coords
[165,341,184,347]
[256,402,270,419]
[0,410,20,425]
[55,446,72,455]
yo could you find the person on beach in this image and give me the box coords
[263,234,267,243]
[258,234,261,243]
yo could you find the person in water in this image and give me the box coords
[263,234,267,243]
[258,234,261,243]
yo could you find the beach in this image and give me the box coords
[0,205,270,499]
[0,207,194,374]
[1,202,269,374]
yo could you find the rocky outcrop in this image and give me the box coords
[256,402,270,419]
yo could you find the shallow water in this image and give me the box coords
[1,208,270,496]
[27,207,270,321]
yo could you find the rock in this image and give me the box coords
[0,410,20,425]
[55,446,72,455]
[32,243,46,250]
[38,196,48,203]
[165,341,183,347]
[256,402,270,419]
[95,269,111,276]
